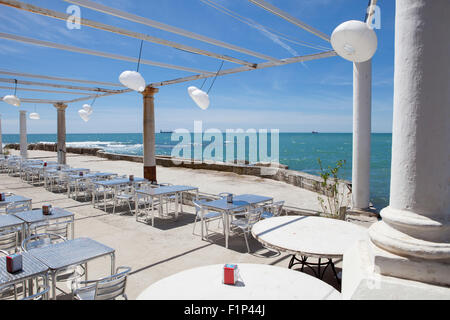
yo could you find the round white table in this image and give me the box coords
[137,264,341,300]
[251,216,368,281]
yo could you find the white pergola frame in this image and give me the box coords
[0,0,346,182]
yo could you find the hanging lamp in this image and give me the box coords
[330,20,378,63]
[187,61,224,110]
[119,40,146,92]
[2,79,21,107]
[78,95,96,122]
[29,104,40,120]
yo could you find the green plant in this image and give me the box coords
[3,148,10,156]
[317,158,348,220]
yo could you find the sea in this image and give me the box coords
[1,132,391,210]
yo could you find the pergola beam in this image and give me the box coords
[0,0,256,68]
[0,69,124,87]
[150,50,337,87]
[247,0,330,42]
[0,32,215,75]
[65,0,280,63]
[0,85,99,96]
[0,77,132,93]
[64,90,132,103]
[365,0,378,23]
[0,89,130,104]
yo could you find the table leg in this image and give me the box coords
[104,189,107,212]
[200,206,205,240]
[175,193,179,220]
[111,252,116,275]
[71,217,75,239]
[51,271,57,300]
[225,210,230,249]
[159,195,163,217]
[43,275,49,300]
[135,194,139,221]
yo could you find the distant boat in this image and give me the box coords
[160,130,173,133]
[312,131,319,134]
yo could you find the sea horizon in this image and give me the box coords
[2,132,392,210]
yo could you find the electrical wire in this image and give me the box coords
[207,60,224,94]
[136,40,144,72]
[90,94,98,107]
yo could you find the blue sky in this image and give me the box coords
[0,0,395,134]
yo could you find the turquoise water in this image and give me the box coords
[2,133,391,210]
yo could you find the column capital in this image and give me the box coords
[19,110,27,114]
[142,86,159,97]
[53,102,68,110]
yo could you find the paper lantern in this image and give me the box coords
[188,86,210,110]
[82,104,93,116]
[29,112,40,120]
[78,109,90,122]
[119,71,146,92]
[2,95,21,107]
[331,20,378,63]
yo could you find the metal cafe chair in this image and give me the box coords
[230,207,263,253]
[71,266,131,300]
[5,201,31,215]
[260,201,285,219]
[113,184,134,215]
[192,200,224,239]
[0,227,20,254]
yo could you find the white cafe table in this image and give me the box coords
[137,264,341,300]
[251,216,368,281]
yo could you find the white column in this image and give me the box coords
[19,110,27,159]
[54,103,67,165]
[0,114,3,155]
[343,0,450,299]
[352,60,372,210]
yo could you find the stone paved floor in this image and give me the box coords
[1,150,376,299]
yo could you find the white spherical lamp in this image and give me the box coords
[29,112,40,120]
[331,20,378,63]
[82,104,93,116]
[119,71,146,92]
[188,86,210,110]
[78,109,90,122]
[2,95,21,107]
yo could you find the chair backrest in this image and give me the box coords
[192,200,210,214]
[45,221,70,239]
[265,201,285,217]
[21,233,66,251]
[247,207,263,226]
[6,201,30,214]
[94,267,131,300]
[0,228,18,254]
